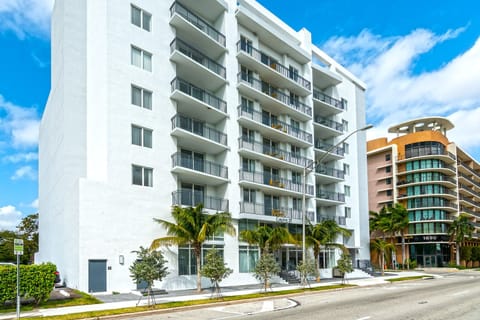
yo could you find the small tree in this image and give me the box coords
[254,252,280,292]
[130,246,168,306]
[296,257,318,287]
[200,249,233,298]
[336,253,354,284]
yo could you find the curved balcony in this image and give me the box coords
[407,198,458,212]
[172,190,228,212]
[315,189,345,205]
[314,140,345,161]
[169,2,226,57]
[396,150,456,164]
[238,170,314,196]
[313,89,345,116]
[397,188,457,201]
[313,115,344,137]
[239,202,314,222]
[238,138,311,169]
[171,152,228,185]
[397,164,456,176]
[236,41,311,95]
[170,77,227,123]
[237,106,312,147]
[171,114,228,154]
[315,164,345,184]
[396,175,456,188]
[170,38,226,92]
[237,73,312,121]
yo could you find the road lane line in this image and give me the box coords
[356,317,371,320]
[452,290,470,296]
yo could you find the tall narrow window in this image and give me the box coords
[342,119,349,132]
[131,85,152,109]
[344,207,351,218]
[131,5,151,31]
[343,163,350,175]
[343,142,349,154]
[344,185,351,197]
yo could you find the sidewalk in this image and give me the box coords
[0,271,429,319]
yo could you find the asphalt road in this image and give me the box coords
[127,271,480,320]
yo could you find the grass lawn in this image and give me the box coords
[387,275,433,282]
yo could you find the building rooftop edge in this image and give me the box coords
[388,116,454,134]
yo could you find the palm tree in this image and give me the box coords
[306,219,351,278]
[390,203,409,269]
[150,204,235,293]
[240,225,297,256]
[370,239,394,276]
[448,214,475,265]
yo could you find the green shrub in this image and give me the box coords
[471,247,480,262]
[0,262,57,306]
[460,247,472,262]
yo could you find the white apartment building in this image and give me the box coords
[38,0,370,293]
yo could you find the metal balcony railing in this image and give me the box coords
[239,202,314,220]
[172,190,228,211]
[313,115,344,132]
[459,195,480,208]
[170,38,226,78]
[238,138,312,168]
[172,152,228,179]
[397,150,456,161]
[239,170,314,195]
[316,189,345,202]
[238,72,312,117]
[458,162,480,179]
[170,2,226,46]
[237,40,311,91]
[396,175,456,185]
[397,188,457,198]
[315,164,345,179]
[314,140,345,157]
[459,206,480,218]
[408,198,458,210]
[459,173,480,189]
[237,106,312,143]
[171,77,227,113]
[317,215,346,226]
[397,162,456,174]
[459,183,480,199]
[313,89,344,110]
[172,114,227,146]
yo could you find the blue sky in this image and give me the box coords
[1,0,480,230]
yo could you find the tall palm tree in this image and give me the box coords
[150,204,235,292]
[449,214,475,265]
[306,219,351,279]
[240,225,296,256]
[390,203,409,269]
[370,239,394,276]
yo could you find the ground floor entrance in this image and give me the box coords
[278,247,302,271]
[409,243,450,267]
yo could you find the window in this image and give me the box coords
[292,171,302,184]
[342,119,348,132]
[241,96,254,114]
[132,165,153,187]
[385,153,391,161]
[242,158,255,172]
[386,178,392,185]
[239,246,258,273]
[289,92,299,106]
[343,142,349,154]
[131,85,152,109]
[131,46,152,71]
[131,5,151,31]
[344,185,351,197]
[344,207,351,218]
[289,65,299,81]
[243,188,256,203]
[386,166,392,173]
[240,36,253,55]
[292,198,302,210]
[386,190,393,196]
[343,163,350,176]
[179,245,224,275]
[291,145,301,158]
[131,125,152,148]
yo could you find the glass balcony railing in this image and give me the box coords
[172,190,228,211]
[314,115,344,132]
[171,77,227,113]
[238,72,312,117]
[237,40,311,91]
[314,140,345,157]
[170,38,226,78]
[237,106,312,143]
[316,189,345,202]
[313,89,344,110]
[317,215,346,226]
[315,164,345,179]
[170,2,226,47]
[239,170,314,195]
[239,202,314,220]
[172,114,227,146]
[238,137,312,167]
[172,152,228,179]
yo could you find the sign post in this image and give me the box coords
[14,239,23,320]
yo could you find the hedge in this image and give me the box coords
[0,262,57,306]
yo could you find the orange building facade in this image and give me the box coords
[367,117,480,267]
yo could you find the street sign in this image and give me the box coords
[13,239,23,255]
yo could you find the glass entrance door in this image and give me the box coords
[424,255,436,267]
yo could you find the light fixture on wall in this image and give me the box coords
[119,255,124,265]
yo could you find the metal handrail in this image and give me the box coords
[314,140,345,156]
[171,77,227,113]
[172,190,228,211]
[172,152,228,179]
[315,189,345,202]
[313,115,344,132]
[239,202,315,220]
[239,169,314,195]
[315,164,345,179]
[172,114,227,146]
[313,89,344,110]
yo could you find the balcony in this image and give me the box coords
[459,195,480,209]
[169,2,226,57]
[408,198,458,211]
[397,189,457,200]
[316,189,345,204]
[397,163,456,176]
[239,170,314,196]
[458,162,480,179]
[396,175,456,188]
[317,215,346,226]
[172,190,228,212]
[171,152,228,185]
[239,202,314,222]
[170,77,227,123]
[237,106,312,146]
[236,40,311,95]
[314,140,345,161]
[238,138,312,169]
[458,173,480,190]
[313,115,344,137]
[459,183,480,199]
[312,63,342,90]
[237,73,312,121]
[313,89,345,115]
[396,150,456,164]
[170,38,226,92]
[315,164,345,184]
[171,114,228,154]
[460,206,480,219]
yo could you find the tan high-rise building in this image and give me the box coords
[367,117,480,267]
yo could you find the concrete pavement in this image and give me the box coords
[0,271,433,319]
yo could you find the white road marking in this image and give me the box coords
[356,316,371,320]
[452,290,470,296]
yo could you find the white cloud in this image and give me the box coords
[11,165,37,181]
[30,198,39,209]
[0,95,40,148]
[0,0,54,39]
[0,205,22,230]
[2,152,38,163]
[322,28,480,155]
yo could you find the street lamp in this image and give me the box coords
[301,124,373,267]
